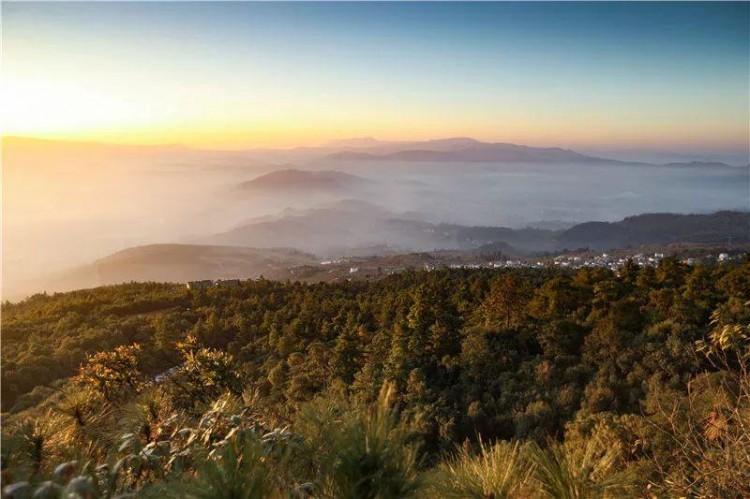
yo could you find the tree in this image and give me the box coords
[164,335,243,409]
[330,326,363,384]
[77,344,145,401]
[480,274,530,330]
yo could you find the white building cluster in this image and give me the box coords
[432,251,743,273]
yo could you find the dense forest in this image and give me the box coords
[2,257,749,497]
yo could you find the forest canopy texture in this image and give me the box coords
[2,258,749,497]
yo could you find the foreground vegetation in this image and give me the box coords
[2,258,749,497]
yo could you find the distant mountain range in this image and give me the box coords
[238,169,370,191]
[325,141,613,164]
[6,136,743,168]
[323,139,740,167]
[199,200,750,256]
[431,211,750,251]
[199,200,434,256]
[16,208,747,297]
[556,211,750,250]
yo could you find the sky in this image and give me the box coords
[3,2,749,154]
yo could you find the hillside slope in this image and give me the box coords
[238,168,369,191]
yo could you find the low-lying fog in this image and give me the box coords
[3,138,748,299]
[324,160,746,226]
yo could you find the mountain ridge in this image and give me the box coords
[10,210,748,299]
[238,168,369,191]
[324,142,739,168]
[203,200,750,256]
[5,135,741,167]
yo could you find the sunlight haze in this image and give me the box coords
[1,1,749,299]
[3,2,748,152]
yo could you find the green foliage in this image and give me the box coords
[647,373,750,497]
[427,439,530,498]
[2,393,298,499]
[77,344,145,401]
[647,300,750,497]
[697,299,750,363]
[318,384,422,499]
[157,436,281,499]
[480,274,532,330]
[2,259,749,495]
[163,335,243,410]
[528,438,627,498]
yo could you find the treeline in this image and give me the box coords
[1,258,749,497]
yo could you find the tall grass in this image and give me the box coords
[528,438,627,499]
[317,384,422,499]
[156,436,281,499]
[427,439,531,499]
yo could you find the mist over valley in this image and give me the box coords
[3,136,747,300]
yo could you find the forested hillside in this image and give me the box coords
[2,258,749,497]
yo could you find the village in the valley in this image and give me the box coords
[187,247,748,290]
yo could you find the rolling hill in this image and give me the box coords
[238,169,370,191]
[12,245,318,297]
[202,199,750,256]
[556,211,750,250]
[11,210,748,299]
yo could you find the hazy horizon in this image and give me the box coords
[4,2,748,152]
[2,2,749,299]
[6,134,750,165]
[4,133,748,300]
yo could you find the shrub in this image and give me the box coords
[528,438,627,499]
[77,344,145,402]
[318,384,422,499]
[427,439,530,498]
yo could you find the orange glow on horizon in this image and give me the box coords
[6,124,748,153]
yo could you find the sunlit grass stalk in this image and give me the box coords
[528,438,627,499]
[427,438,531,498]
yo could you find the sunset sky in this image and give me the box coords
[3,2,749,153]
